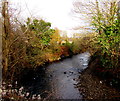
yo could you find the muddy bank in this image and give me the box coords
[76,55,120,100]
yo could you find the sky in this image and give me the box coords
[10,0,85,36]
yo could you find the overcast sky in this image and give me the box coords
[10,0,85,36]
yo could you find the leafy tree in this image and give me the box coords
[21,18,55,67]
[73,0,120,68]
[26,18,55,45]
[92,1,120,68]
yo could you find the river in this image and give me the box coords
[20,52,91,99]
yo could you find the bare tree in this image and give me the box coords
[2,0,28,81]
[72,0,119,34]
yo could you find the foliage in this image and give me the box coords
[3,0,114,83]
[22,18,55,67]
[73,0,120,68]
[91,0,120,68]
[46,28,62,62]
[26,18,55,45]
[71,33,98,54]
[96,19,120,68]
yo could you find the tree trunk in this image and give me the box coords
[2,0,10,75]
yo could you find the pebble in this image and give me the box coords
[73,78,76,80]
[21,94,25,97]
[32,95,36,99]
[26,92,30,97]
[10,97,14,100]
[15,81,18,85]
[8,84,12,87]
[49,75,52,77]
[100,81,102,84]
[2,82,6,85]
[37,94,41,100]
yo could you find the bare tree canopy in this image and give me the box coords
[72,0,120,31]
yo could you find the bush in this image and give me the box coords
[96,19,120,68]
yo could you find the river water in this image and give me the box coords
[20,52,90,99]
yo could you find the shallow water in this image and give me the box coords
[47,52,90,99]
[20,52,90,99]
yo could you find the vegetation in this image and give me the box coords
[73,0,120,69]
[1,0,120,100]
[73,0,120,95]
[21,18,56,67]
[96,18,120,68]
[91,0,120,68]
[1,1,92,83]
[2,0,119,82]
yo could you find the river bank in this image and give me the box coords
[2,52,90,100]
[76,55,120,100]
[2,52,120,100]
